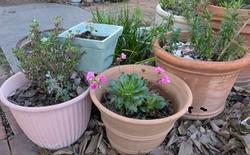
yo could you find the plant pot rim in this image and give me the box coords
[90,64,192,125]
[208,4,250,13]
[0,72,90,112]
[59,22,123,44]
[156,4,187,23]
[16,29,65,49]
[153,31,250,73]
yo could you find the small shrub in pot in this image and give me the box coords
[0,17,92,149]
[208,0,250,89]
[89,64,192,154]
[154,8,250,119]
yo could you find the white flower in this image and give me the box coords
[41,37,49,43]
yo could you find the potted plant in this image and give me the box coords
[59,22,123,73]
[89,64,192,154]
[208,0,250,89]
[0,17,92,149]
[154,9,250,119]
[155,0,203,30]
[70,0,82,6]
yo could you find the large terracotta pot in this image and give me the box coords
[207,4,250,89]
[235,66,250,90]
[155,4,189,30]
[207,5,250,45]
[0,72,92,149]
[90,65,192,154]
[153,32,250,120]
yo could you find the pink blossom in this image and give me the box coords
[121,53,127,60]
[90,82,98,90]
[159,74,171,85]
[86,72,95,81]
[116,57,122,62]
[98,74,108,84]
[154,67,165,74]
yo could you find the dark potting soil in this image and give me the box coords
[75,31,107,41]
[7,81,88,107]
[162,6,182,16]
[101,92,174,120]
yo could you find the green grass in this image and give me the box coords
[0,48,8,65]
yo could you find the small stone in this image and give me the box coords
[74,77,81,86]
[76,86,84,95]
[70,71,78,80]
[173,49,182,57]
[183,55,193,60]
[199,127,206,133]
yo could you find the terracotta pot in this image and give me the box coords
[235,64,250,90]
[153,32,250,120]
[207,5,250,88]
[0,72,92,149]
[155,4,189,30]
[90,65,192,154]
[208,5,250,44]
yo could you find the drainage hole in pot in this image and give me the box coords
[200,107,208,112]
[188,106,193,113]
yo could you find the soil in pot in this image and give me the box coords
[162,7,182,16]
[75,31,107,41]
[8,73,88,107]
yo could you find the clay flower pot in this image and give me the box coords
[153,32,250,120]
[90,65,192,154]
[236,66,250,90]
[0,72,92,149]
[155,4,189,30]
[207,4,250,89]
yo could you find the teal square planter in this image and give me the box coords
[59,22,123,73]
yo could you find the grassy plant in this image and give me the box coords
[163,8,248,61]
[14,17,82,102]
[189,10,214,60]
[216,0,246,9]
[92,6,168,64]
[159,0,177,10]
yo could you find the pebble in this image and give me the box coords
[172,42,194,60]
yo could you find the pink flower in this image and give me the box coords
[98,74,108,84]
[116,57,122,62]
[159,74,171,85]
[90,82,98,90]
[154,67,165,74]
[121,53,127,60]
[86,72,95,81]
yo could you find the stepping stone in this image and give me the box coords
[0,116,6,140]
[0,140,10,155]
[0,3,91,72]
[9,133,37,155]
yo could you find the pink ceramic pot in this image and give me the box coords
[0,72,92,149]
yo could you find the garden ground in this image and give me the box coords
[0,1,159,154]
[0,0,250,155]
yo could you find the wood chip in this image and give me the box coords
[178,141,193,155]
